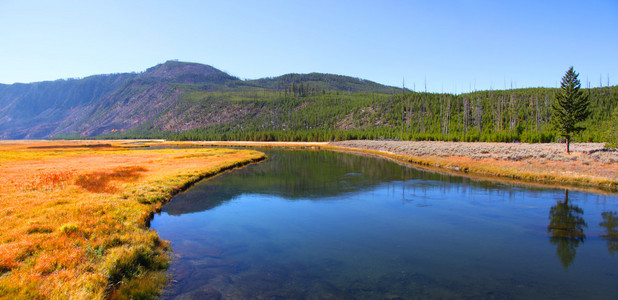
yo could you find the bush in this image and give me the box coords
[59,223,79,235]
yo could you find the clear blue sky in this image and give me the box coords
[1,0,616,93]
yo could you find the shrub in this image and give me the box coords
[59,223,79,235]
[26,225,53,234]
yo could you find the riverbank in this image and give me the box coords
[3,140,613,297]
[156,140,617,192]
[329,140,618,192]
[0,140,265,299]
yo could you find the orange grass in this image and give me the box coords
[0,140,265,299]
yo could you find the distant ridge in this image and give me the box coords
[0,61,399,139]
[243,73,398,93]
[0,61,615,143]
[139,60,238,84]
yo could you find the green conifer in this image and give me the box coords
[552,67,590,153]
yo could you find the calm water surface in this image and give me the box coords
[152,150,618,299]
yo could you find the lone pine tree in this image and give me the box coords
[552,67,590,153]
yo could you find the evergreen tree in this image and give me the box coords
[552,67,590,153]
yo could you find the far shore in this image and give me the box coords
[329,140,617,193]
[155,140,617,193]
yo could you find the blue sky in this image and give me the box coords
[1,0,616,93]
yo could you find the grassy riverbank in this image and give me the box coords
[0,140,264,299]
[330,141,618,193]
[166,140,617,193]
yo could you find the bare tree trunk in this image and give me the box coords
[441,95,451,136]
[401,97,405,140]
[509,92,516,133]
[535,95,540,132]
[421,94,427,133]
[447,96,451,135]
[475,97,482,135]
[409,97,413,135]
[440,94,444,135]
[567,138,571,154]
[463,96,469,135]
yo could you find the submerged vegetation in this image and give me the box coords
[0,141,264,299]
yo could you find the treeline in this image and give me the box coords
[77,84,617,145]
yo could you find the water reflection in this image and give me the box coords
[547,190,587,269]
[163,150,493,215]
[153,150,618,299]
[600,211,618,255]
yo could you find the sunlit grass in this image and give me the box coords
[0,140,265,299]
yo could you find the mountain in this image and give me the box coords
[0,73,136,139]
[242,73,398,94]
[49,61,242,137]
[0,61,399,139]
[138,60,238,84]
[0,60,616,143]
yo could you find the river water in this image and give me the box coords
[151,149,618,299]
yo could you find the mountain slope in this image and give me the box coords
[241,73,399,93]
[139,60,239,84]
[51,61,242,137]
[0,61,398,139]
[1,60,615,143]
[0,73,136,138]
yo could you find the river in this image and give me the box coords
[152,149,618,299]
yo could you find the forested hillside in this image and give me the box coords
[1,61,616,144]
[101,83,618,145]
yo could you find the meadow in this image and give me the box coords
[0,140,264,299]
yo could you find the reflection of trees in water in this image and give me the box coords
[163,150,427,215]
[547,190,587,269]
[165,150,553,216]
[600,211,618,256]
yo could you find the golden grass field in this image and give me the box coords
[0,140,264,299]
